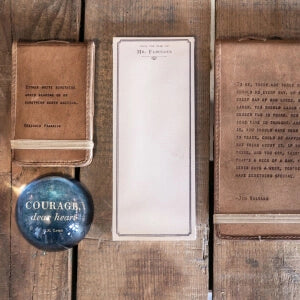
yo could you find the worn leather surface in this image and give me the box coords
[215,40,300,238]
[11,41,95,166]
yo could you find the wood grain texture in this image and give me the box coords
[214,1,300,299]
[214,239,300,299]
[0,0,12,173]
[216,0,300,40]
[11,0,81,41]
[8,1,81,299]
[0,2,12,299]
[0,174,11,299]
[79,0,210,299]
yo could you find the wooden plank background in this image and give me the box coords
[214,1,300,299]
[0,0,299,299]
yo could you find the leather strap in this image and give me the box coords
[214,214,300,224]
[11,139,94,150]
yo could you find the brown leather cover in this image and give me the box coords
[215,40,300,239]
[11,41,95,166]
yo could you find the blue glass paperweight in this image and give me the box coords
[16,176,93,251]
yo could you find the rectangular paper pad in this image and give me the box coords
[113,37,196,240]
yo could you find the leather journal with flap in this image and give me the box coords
[215,40,300,239]
[11,41,95,167]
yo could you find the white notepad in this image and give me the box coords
[113,37,196,240]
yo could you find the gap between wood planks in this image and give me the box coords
[71,1,85,299]
[209,0,216,295]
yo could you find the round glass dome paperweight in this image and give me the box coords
[16,176,93,251]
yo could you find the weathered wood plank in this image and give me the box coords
[9,1,81,299]
[216,0,300,40]
[11,0,81,41]
[214,239,300,299]
[0,174,11,299]
[0,0,11,173]
[214,1,300,299]
[0,2,12,299]
[79,0,210,299]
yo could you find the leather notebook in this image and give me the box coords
[214,40,300,239]
[11,41,95,167]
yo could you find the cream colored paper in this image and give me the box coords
[113,37,195,240]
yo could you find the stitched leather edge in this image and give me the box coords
[214,41,221,213]
[216,225,300,240]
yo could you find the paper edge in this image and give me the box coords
[112,37,196,241]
